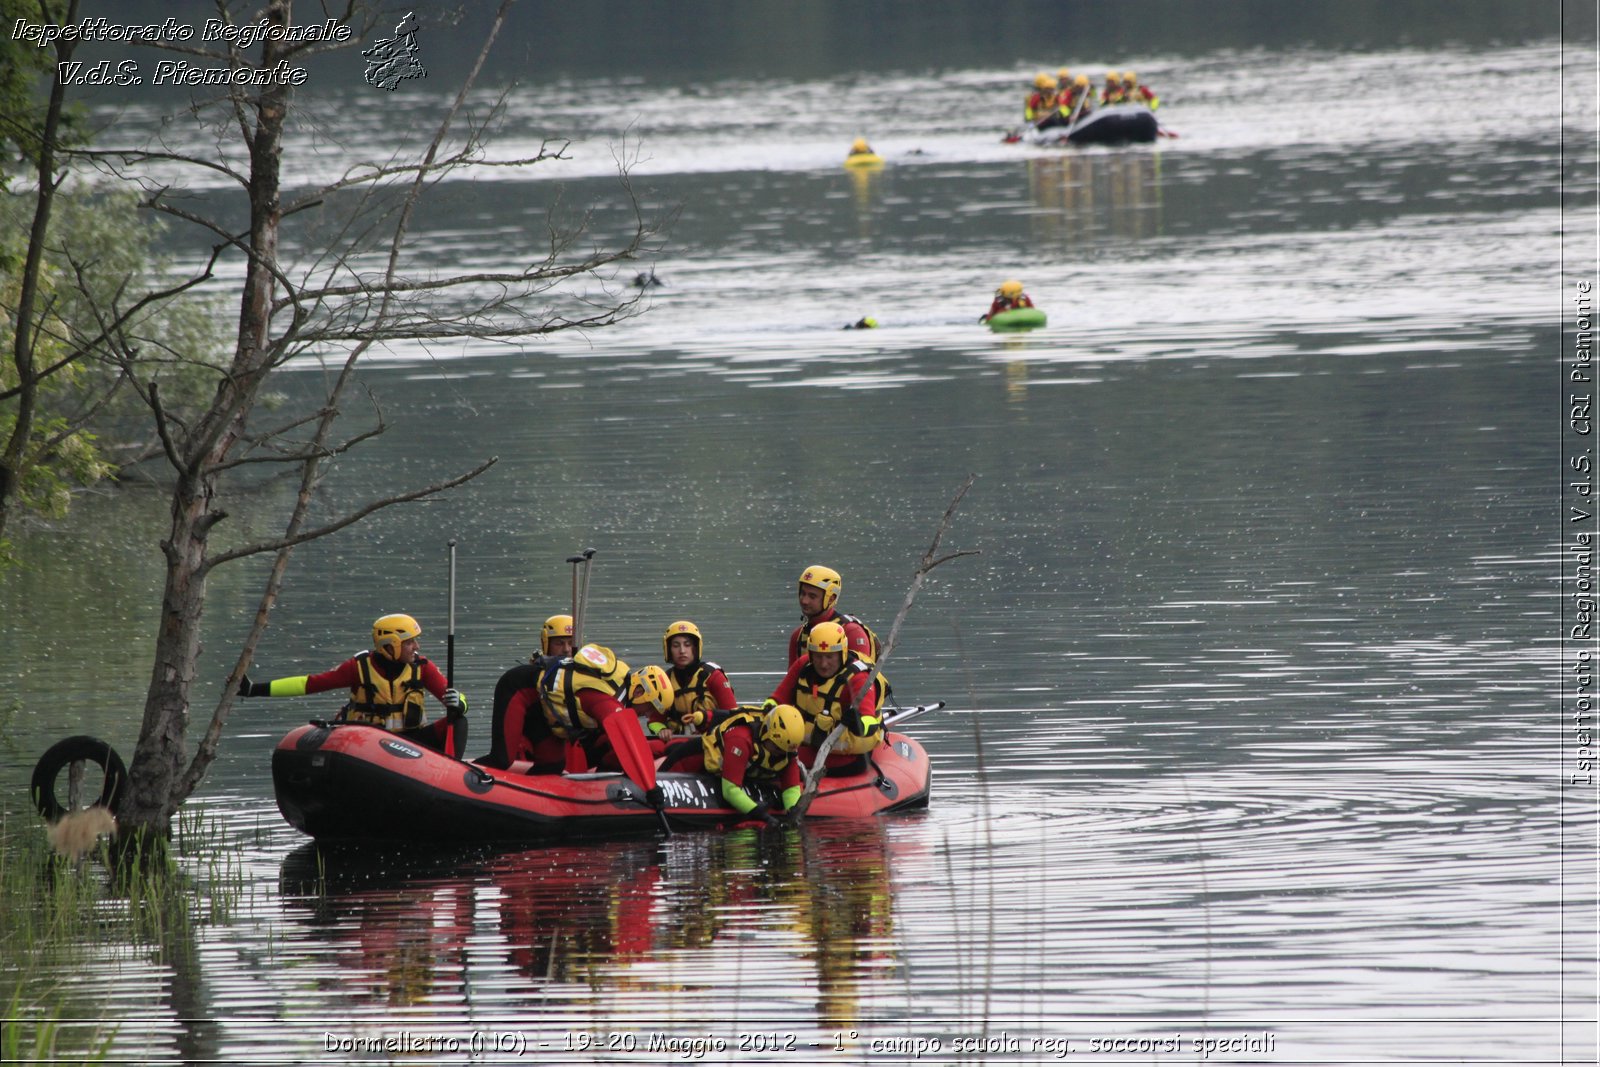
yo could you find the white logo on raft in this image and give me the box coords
[658,778,713,808]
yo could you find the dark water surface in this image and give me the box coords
[1,4,1595,1064]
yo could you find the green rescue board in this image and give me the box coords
[986,307,1047,331]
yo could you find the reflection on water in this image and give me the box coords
[1025,151,1163,246]
[250,822,902,1052]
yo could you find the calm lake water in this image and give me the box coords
[1,5,1596,1064]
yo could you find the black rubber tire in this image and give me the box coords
[31,735,128,820]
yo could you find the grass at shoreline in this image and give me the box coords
[0,806,246,1063]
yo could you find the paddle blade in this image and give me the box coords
[602,712,657,791]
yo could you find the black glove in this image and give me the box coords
[442,688,467,719]
[237,675,269,697]
[758,810,782,829]
[743,796,770,816]
[645,786,665,810]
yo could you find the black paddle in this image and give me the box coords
[445,539,459,758]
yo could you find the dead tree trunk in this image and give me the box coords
[123,4,294,833]
[112,0,651,835]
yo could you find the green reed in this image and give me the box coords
[0,804,250,1062]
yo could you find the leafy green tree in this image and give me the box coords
[0,187,230,557]
[0,0,63,185]
[2,0,227,560]
[1,0,82,558]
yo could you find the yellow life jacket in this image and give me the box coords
[702,708,792,778]
[1024,91,1059,122]
[539,644,629,740]
[794,612,893,709]
[792,660,885,755]
[668,660,726,719]
[340,651,429,730]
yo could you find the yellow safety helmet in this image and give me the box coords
[1033,72,1057,91]
[372,613,421,660]
[806,620,849,655]
[798,565,843,612]
[627,664,675,714]
[1075,74,1090,88]
[1122,70,1137,84]
[541,614,574,655]
[997,279,1025,299]
[1056,67,1072,84]
[662,619,704,660]
[762,703,806,753]
[1104,70,1120,82]
[850,137,871,153]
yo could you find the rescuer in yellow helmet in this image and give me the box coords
[768,621,885,772]
[535,644,669,805]
[1101,69,1126,106]
[1024,72,1061,125]
[659,703,807,827]
[981,278,1036,324]
[482,612,577,771]
[237,612,468,757]
[649,620,737,738]
[1121,69,1159,109]
[1060,72,1094,121]
[536,613,575,660]
[789,564,881,667]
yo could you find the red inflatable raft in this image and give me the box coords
[272,719,933,843]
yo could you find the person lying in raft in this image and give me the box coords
[538,646,671,804]
[980,279,1035,324]
[648,620,738,741]
[770,621,885,774]
[238,612,468,757]
[659,703,807,827]
[481,613,574,771]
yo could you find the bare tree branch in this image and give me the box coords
[187,0,532,803]
[203,456,497,571]
[10,0,670,825]
[144,381,187,473]
[207,397,388,475]
[0,240,223,403]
